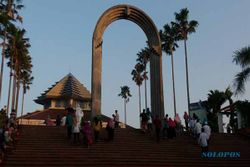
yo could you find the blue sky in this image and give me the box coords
[1,0,250,128]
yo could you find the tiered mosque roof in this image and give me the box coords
[34,73,91,105]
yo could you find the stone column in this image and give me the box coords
[150,51,164,120]
[91,37,102,118]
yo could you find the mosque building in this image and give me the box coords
[19,73,91,125]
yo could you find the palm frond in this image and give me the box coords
[233,46,250,68]
[233,67,250,95]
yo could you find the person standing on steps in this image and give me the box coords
[198,128,209,153]
[106,116,115,141]
[140,109,148,133]
[93,116,102,142]
[72,113,80,143]
[146,108,153,133]
[114,110,119,128]
[153,115,162,142]
[61,114,66,126]
[183,111,189,131]
[65,105,74,140]
[56,115,61,126]
[82,121,93,147]
[162,114,169,139]
[203,122,211,139]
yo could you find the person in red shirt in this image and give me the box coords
[153,115,162,142]
[168,118,176,139]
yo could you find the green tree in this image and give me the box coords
[5,27,31,117]
[160,23,180,116]
[131,63,144,114]
[0,0,23,102]
[233,46,250,95]
[20,70,33,124]
[136,46,151,111]
[174,8,198,115]
[207,90,226,132]
[118,85,132,124]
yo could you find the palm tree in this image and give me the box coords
[160,23,180,116]
[0,1,12,102]
[207,90,226,132]
[0,0,23,102]
[232,46,250,95]
[131,63,144,114]
[118,85,132,124]
[15,51,32,114]
[174,8,198,115]
[20,71,33,124]
[136,46,151,111]
[5,27,30,116]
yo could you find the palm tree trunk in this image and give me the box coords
[138,85,141,127]
[170,51,177,116]
[20,88,25,125]
[124,98,127,124]
[7,63,13,116]
[11,69,17,111]
[184,39,191,115]
[144,71,148,111]
[0,31,6,102]
[138,85,141,114]
[15,78,20,115]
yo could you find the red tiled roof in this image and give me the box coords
[18,109,110,122]
[18,109,67,120]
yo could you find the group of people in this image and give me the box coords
[187,113,211,152]
[61,105,121,147]
[139,109,211,153]
[64,104,91,145]
[54,104,212,153]
[140,108,183,142]
[0,108,20,164]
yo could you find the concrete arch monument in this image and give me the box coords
[91,4,164,120]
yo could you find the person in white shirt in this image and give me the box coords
[194,120,202,139]
[75,104,84,127]
[189,118,196,137]
[61,115,66,126]
[203,122,211,139]
[198,128,209,152]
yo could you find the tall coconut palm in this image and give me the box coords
[136,47,150,111]
[0,2,12,102]
[118,85,132,124]
[5,27,29,116]
[160,23,180,116]
[174,8,198,115]
[20,70,33,124]
[131,63,144,114]
[233,46,250,95]
[15,51,32,114]
[0,0,23,102]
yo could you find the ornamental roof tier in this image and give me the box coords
[34,73,91,105]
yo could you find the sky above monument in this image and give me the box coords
[1,0,250,128]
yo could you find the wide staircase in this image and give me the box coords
[3,126,250,167]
